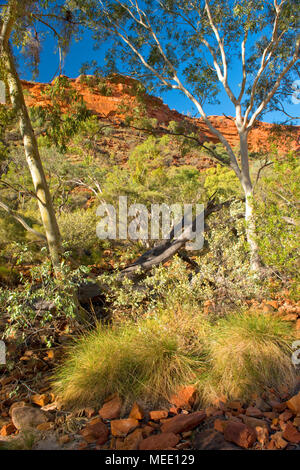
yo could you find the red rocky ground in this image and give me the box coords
[1,384,300,451]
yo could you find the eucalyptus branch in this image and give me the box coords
[271,100,300,121]
[95,1,242,179]
[100,7,178,90]
[204,0,227,78]
[0,198,46,241]
[247,36,300,129]
[237,30,248,104]
[31,14,62,40]
[0,180,44,203]
[121,121,228,166]
[253,159,274,191]
[244,3,288,125]
[203,0,237,106]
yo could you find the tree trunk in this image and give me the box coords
[239,130,262,273]
[244,189,262,272]
[2,44,62,271]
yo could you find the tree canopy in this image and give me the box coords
[72,0,299,125]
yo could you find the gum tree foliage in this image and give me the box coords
[0,0,83,271]
[72,0,299,272]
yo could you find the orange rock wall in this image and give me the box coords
[21,75,299,155]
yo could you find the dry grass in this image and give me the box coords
[200,311,296,403]
[53,309,296,409]
[53,308,209,408]
[0,431,37,450]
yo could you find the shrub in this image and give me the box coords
[58,208,103,261]
[52,307,209,408]
[201,311,296,403]
[254,153,300,290]
[97,82,112,96]
[0,260,90,344]
[0,265,18,286]
[53,308,296,409]
[98,217,263,322]
[0,210,27,247]
[204,164,242,201]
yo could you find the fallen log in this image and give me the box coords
[119,197,235,279]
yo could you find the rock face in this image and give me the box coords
[110,418,139,437]
[139,432,180,450]
[99,395,122,420]
[11,406,48,430]
[193,429,241,450]
[80,417,109,444]
[223,421,257,449]
[161,411,206,434]
[195,115,299,155]
[21,75,299,157]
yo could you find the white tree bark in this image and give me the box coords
[244,192,262,272]
[3,46,62,269]
[0,2,62,271]
[238,130,263,271]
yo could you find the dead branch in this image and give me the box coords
[282,216,299,226]
[119,196,235,279]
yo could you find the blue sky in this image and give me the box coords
[16,28,299,125]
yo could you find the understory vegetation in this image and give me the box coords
[0,73,299,411]
[53,308,296,408]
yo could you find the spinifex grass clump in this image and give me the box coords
[201,312,296,403]
[53,308,209,408]
[53,309,296,408]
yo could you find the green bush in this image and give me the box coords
[0,260,90,344]
[204,164,242,201]
[58,208,103,261]
[98,82,112,96]
[255,153,300,289]
[98,210,263,322]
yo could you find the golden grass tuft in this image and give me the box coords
[200,311,296,403]
[53,308,209,408]
[53,309,296,408]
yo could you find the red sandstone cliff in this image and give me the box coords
[21,75,299,155]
